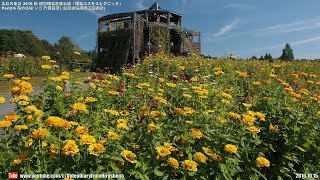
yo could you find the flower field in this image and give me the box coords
[0,54,320,179]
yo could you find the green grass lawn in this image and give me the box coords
[0,72,93,96]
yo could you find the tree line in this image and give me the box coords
[251,43,294,61]
[0,29,96,64]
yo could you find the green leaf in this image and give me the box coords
[293,125,300,132]
[110,156,124,162]
[251,168,267,180]
[289,115,295,120]
[110,161,121,172]
[269,144,276,152]
[154,168,164,177]
[162,175,169,180]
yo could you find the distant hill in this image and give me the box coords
[0,29,51,56]
[0,29,95,64]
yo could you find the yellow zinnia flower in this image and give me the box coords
[156,146,171,157]
[269,124,280,133]
[61,140,79,156]
[107,130,119,140]
[182,94,192,98]
[79,135,96,145]
[42,55,51,60]
[49,76,62,82]
[242,114,256,126]
[164,143,176,152]
[41,64,52,70]
[12,159,22,166]
[136,82,150,88]
[121,150,137,163]
[21,77,31,81]
[85,97,97,103]
[0,97,5,103]
[3,74,14,79]
[242,103,252,108]
[14,125,28,131]
[88,143,105,156]
[193,152,207,163]
[158,77,165,82]
[248,126,260,135]
[108,90,119,95]
[167,157,179,169]
[117,122,128,130]
[19,81,33,94]
[182,160,197,172]
[228,112,241,119]
[104,109,120,116]
[224,144,237,153]
[147,122,159,133]
[256,157,270,168]
[74,126,89,135]
[255,112,266,121]
[166,83,177,88]
[49,144,57,157]
[150,111,166,119]
[71,102,88,113]
[31,127,48,139]
[0,120,12,128]
[56,86,63,91]
[179,66,185,70]
[4,112,19,122]
[252,81,262,86]
[221,99,231,105]
[191,128,203,139]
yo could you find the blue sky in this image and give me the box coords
[1,0,320,59]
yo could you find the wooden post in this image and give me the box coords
[133,13,136,64]
[145,11,149,23]
[108,20,111,32]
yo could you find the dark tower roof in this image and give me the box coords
[149,2,161,10]
[98,2,182,21]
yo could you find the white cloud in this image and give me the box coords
[205,16,320,42]
[235,34,320,56]
[255,17,320,36]
[78,32,95,40]
[224,3,253,10]
[136,0,148,10]
[181,0,187,5]
[86,10,106,17]
[212,19,240,38]
[291,35,320,46]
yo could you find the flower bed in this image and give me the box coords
[0,54,319,179]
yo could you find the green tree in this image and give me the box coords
[250,56,257,60]
[52,36,75,63]
[41,40,53,55]
[264,53,273,60]
[0,29,49,56]
[259,55,264,60]
[269,53,273,60]
[280,43,294,60]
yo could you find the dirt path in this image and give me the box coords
[0,84,88,135]
[0,88,43,135]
